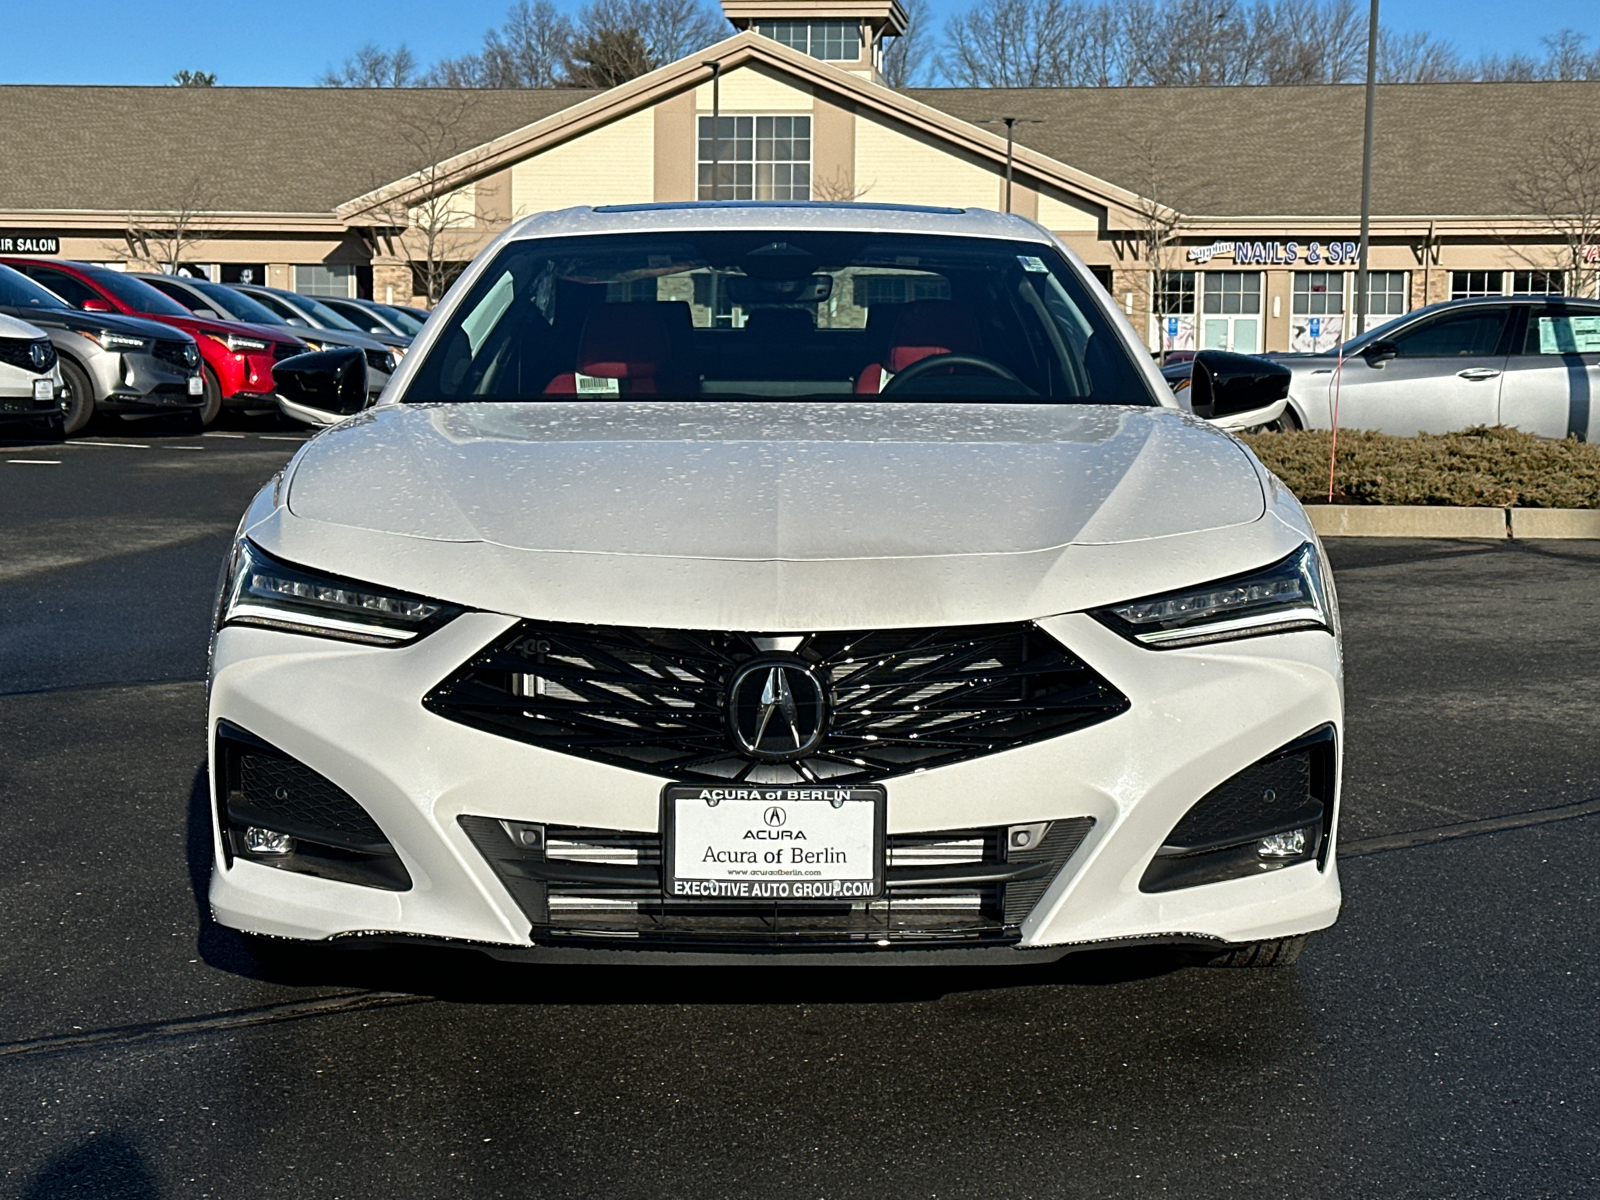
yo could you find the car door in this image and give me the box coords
[1333,305,1511,434]
[1497,303,1600,440]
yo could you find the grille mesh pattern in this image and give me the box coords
[1165,751,1316,852]
[0,337,56,373]
[153,339,195,369]
[237,753,387,845]
[425,621,1128,785]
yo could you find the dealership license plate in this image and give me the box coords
[187,375,204,395]
[32,379,51,401]
[663,785,885,900]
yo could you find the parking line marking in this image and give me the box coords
[6,459,60,465]
[167,445,206,451]
[72,441,150,449]
[260,435,308,442]
[202,432,246,438]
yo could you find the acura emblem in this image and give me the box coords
[727,658,828,760]
[28,341,48,370]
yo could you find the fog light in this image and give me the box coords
[244,826,293,855]
[1257,828,1309,859]
[504,821,544,850]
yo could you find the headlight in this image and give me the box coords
[217,539,460,646]
[301,338,329,352]
[206,332,270,354]
[82,330,149,352]
[390,344,406,360]
[1091,544,1332,649]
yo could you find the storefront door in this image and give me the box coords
[1201,272,1263,352]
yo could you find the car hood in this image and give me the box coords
[0,305,185,342]
[286,401,1263,556]
[256,401,1303,628]
[0,310,47,340]
[141,311,301,345]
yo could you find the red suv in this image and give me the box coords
[1,259,307,427]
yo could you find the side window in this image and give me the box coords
[147,279,206,312]
[253,293,298,321]
[26,267,97,309]
[1391,308,1508,357]
[1522,308,1600,355]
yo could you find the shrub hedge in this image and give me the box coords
[1239,426,1600,508]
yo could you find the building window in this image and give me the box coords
[1293,271,1344,315]
[1511,270,1563,294]
[1155,271,1196,316]
[1202,271,1263,352]
[1450,270,1500,299]
[698,116,811,201]
[1365,270,1409,316]
[852,273,952,308]
[754,20,862,61]
[294,264,353,298]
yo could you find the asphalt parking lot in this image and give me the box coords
[0,425,1596,1199]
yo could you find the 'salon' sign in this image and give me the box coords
[0,233,61,254]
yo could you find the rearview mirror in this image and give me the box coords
[81,297,114,313]
[274,347,368,428]
[1362,340,1398,368]
[1189,350,1292,422]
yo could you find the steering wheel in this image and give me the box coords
[880,353,1022,394]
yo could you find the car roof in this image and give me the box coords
[503,201,1051,245]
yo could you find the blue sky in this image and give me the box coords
[2,0,1594,86]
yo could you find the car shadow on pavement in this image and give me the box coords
[18,1134,161,1200]
[185,766,1202,1004]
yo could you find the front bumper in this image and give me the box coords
[209,611,1342,960]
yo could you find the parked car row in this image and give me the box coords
[0,258,421,438]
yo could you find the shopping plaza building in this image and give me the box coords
[2,0,1596,353]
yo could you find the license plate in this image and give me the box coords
[663,785,885,900]
[187,375,204,396]
[33,379,52,401]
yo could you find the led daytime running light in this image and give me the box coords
[1094,544,1331,649]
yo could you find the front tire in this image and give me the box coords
[196,366,223,427]
[1204,934,1309,968]
[57,358,96,435]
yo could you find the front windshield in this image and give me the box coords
[86,268,193,318]
[190,279,283,326]
[405,232,1158,405]
[375,303,425,334]
[0,264,69,310]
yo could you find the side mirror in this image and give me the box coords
[81,297,114,313]
[1189,350,1292,423]
[273,347,368,428]
[1362,340,1398,368]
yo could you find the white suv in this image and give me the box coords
[0,311,64,436]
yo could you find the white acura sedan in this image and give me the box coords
[211,203,1341,969]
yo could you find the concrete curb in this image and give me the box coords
[1307,505,1600,539]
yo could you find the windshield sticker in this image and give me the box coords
[1017,256,1050,273]
[1538,315,1600,354]
[574,373,621,395]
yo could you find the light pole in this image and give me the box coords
[1354,0,1379,334]
[977,117,1044,214]
[701,60,722,202]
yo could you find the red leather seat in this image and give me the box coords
[544,302,692,395]
[855,300,982,394]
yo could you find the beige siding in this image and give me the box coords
[510,109,656,217]
[854,111,1000,209]
[1036,184,1102,233]
[695,64,814,112]
[413,181,475,228]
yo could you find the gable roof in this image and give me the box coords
[913,81,1600,221]
[0,85,595,218]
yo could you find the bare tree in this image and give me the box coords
[881,0,933,88]
[117,175,216,274]
[944,0,1120,87]
[1508,125,1600,299]
[359,94,493,304]
[565,25,656,87]
[579,0,727,66]
[1376,30,1466,82]
[1128,140,1190,365]
[319,43,419,87]
[812,168,875,202]
[424,1,575,87]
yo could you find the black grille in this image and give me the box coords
[425,621,1129,785]
[0,337,56,373]
[153,338,198,370]
[459,816,1095,948]
[273,340,307,360]
[236,755,389,851]
[1164,746,1320,854]
[363,347,394,374]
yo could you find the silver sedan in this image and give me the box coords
[1271,296,1600,440]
